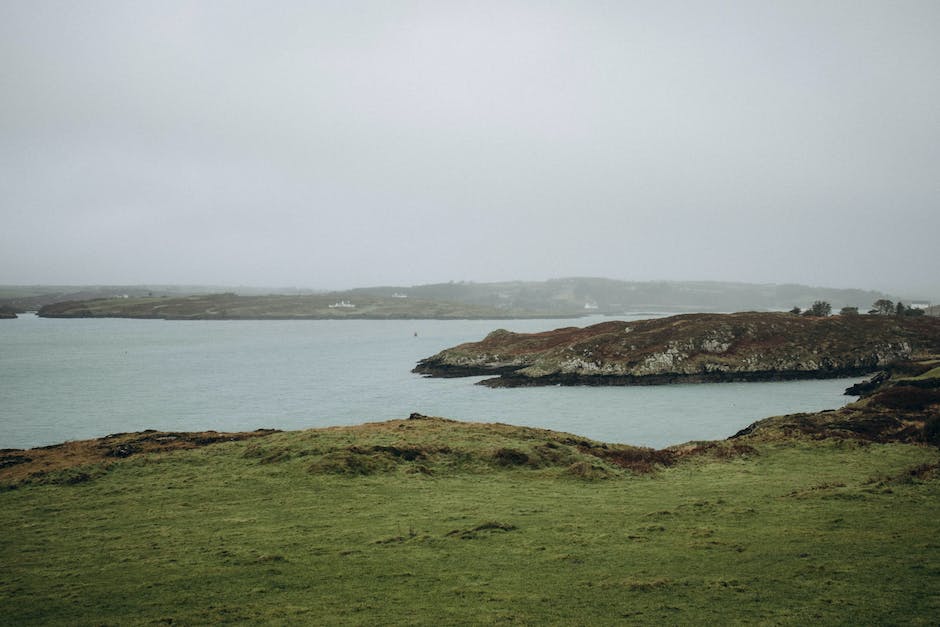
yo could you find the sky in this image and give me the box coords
[1,1,938,297]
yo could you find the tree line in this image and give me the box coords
[789,299,925,317]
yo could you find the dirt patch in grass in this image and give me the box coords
[566,461,614,480]
[305,442,462,475]
[670,441,758,461]
[492,447,530,466]
[0,429,278,488]
[446,521,518,539]
[0,453,32,470]
[574,440,756,474]
[307,450,398,475]
[582,446,675,473]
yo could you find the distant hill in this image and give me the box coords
[346,278,899,315]
[0,285,227,312]
[4,278,916,317]
[35,293,549,320]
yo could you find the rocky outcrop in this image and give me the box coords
[733,358,940,445]
[413,312,940,387]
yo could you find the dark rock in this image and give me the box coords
[104,443,141,458]
[845,371,889,396]
[0,454,32,469]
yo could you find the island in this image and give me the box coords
[0,305,19,319]
[35,293,565,320]
[414,312,940,387]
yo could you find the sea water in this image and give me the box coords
[0,314,860,450]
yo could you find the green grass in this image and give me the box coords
[2,420,939,625]
[906,366,940,381]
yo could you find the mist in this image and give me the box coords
[2,1,938,297]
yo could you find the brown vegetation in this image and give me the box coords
[415,312,940,386]
[0,429,277,487]
[734,362,940,446]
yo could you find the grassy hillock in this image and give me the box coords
[2,411,939,624]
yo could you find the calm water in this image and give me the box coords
[1,314,860,450]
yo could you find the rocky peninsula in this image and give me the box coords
[414,312,940,387]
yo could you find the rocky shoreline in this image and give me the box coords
[414,312,940,387]
[733,358,940,445]
[476,366,885,388]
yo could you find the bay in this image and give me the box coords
[0,314,859,450]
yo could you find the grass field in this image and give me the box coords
[2,416,939,625]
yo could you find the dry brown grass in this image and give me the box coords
[0,429,277,487]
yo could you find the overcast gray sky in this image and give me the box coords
[1,1,938,296]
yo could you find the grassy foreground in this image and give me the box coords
[2,416,939,625]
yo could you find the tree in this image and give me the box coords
[840,306,859,316]
[807,301,832,317]
[873,299,894,315]
[896,302,906,316]
[789,306,801,315]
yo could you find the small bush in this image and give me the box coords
[492,448,529,466]
[924,416,940,445]
[446,521,517,539]
[681,442,758,460]
[585,446,675,473]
